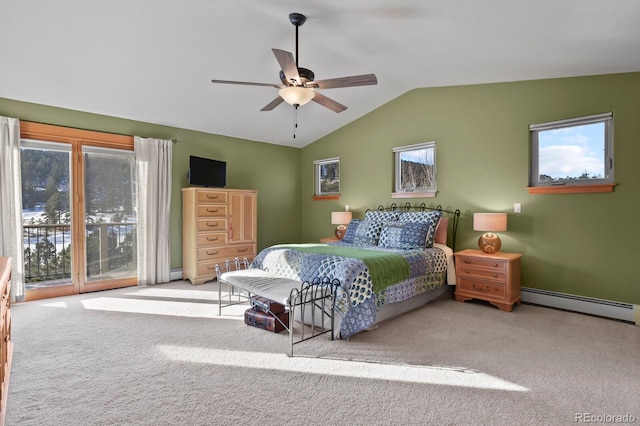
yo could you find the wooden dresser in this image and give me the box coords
[454,249,522,312]
[182,188,257,285]
[0,257,13,425]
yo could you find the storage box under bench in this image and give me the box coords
[244,308,289,333]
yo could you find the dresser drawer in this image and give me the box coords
[457,255,507,271]
[197,205,227,218]
[458,277,506,300]
[457,267,507,282]
[196,233,227,247]
[196,218,228,232]
[197,191,227,204]
[197,244,255,261]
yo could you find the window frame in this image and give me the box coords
[529,113,614,194]
[392,141,437,199]
[313,157,340,197]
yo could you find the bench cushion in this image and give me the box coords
[220,269,301,306]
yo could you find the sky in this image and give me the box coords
[399,146,434,164]
[538,122,605,179]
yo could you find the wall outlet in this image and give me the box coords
[514,203,522,213]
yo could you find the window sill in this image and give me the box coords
[391,191,436,199]
[527,184,615,194]
[313,195,341,201]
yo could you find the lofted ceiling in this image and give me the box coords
[1,1,640,148]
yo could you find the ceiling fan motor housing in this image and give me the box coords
[280,68,315,86]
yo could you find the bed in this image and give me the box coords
[250,203,460,339]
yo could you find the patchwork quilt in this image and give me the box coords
[251,242,448,339]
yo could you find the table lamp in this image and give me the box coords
[473,213,507,253]
[331,211,352,240]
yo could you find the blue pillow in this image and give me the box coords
[364,210,401,222]
[342,219,382,246]
[379,221,431,249]
[398,211,442,248]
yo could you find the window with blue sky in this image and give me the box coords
[530,113,613,186]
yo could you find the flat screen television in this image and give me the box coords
[188,155,226,188]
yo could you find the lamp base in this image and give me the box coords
[478,233,501,253]
[334,225,347,240]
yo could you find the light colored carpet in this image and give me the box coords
[6,281,640,425]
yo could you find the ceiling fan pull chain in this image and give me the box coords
[293,104,298,139]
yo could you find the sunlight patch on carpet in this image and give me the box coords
[124,287,215,301]
[158,345,529,391]
[40,301,70,308]
[79,297,246,319]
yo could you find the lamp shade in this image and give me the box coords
[331,211,352,225]
[473,213,507,232]
[279,86,315,106]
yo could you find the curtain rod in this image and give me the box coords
[22,119,179,143]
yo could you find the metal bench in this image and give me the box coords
[214,258,339,357]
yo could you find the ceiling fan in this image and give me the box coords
[211,12,377,113]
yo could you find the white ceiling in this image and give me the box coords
[2,1,639,148]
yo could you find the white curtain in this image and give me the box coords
[0,116,24,302]
[134,136,172,285]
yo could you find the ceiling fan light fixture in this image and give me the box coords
[279,86,315,106]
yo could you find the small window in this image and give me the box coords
[529,113,614,189]
[392,141,436,197]
[314,157,340,196]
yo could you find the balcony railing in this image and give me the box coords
[23,222,137,286]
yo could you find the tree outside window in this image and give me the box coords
[314,157,340,196]
[393,142,436,197]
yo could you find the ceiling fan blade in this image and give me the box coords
[272,49,301,84]
[312,73,378,90]
[260,97,285,111]
[211,79,282,88]
[311,91,347,113]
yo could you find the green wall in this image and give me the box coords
[0,97,302,268]
[3,71,640,305]
[301,72,640,305]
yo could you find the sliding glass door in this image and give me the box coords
[83,146,137,284]
[21,141,73,292]
[20,123,137,301]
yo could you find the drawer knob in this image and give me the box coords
[206,194,219,199]
[472,283,491,292]
[493,263,499,268]
[207,208,219,213]
[492,273,498,278]
[464,259,470,264]
[465,269,470,273]
[207,236,219,241]
[207,222,219,227]
[207,250,219,255]
[237,247,248,252]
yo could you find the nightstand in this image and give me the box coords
[320,237,339,243]
[454,249,522,312]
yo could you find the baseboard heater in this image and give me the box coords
[521,287,639,325]
[169,268,183,281]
